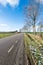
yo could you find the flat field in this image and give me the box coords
[0,32,15,39]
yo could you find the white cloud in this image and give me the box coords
[0,0,20,7]
[0,23,19,32]
[0,0,7,6]
[36,0,43,4]
[7,0,20,7]
[0,23,11,32]
[0,24,8,27]
[39,0,43,3]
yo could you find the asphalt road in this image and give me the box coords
[0,33,28,65]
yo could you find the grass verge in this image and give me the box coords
[24,33,43,65]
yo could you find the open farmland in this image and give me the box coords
[24,33,43,65]
[0,32,16,39]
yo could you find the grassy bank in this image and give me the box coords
[26,32,43,39]
[24,33,43,65]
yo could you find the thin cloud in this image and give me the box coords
[36,0,43,4]
[0,0,20,7]
[0,24,8,27]
[0,23,11,31]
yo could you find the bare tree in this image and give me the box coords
[24,0,40,34]
[38,21,43,38]
[23,25,28,32]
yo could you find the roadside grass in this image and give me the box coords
[27,32,43,34]
[24,33,43,65]
[27,32,43,39]
[24,34,37,65]
[0,33,15,39]
[27,33,43,45]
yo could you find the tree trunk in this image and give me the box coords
[33,25,36,34]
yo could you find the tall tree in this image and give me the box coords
[24,0,40,34]
[38,21,43,38]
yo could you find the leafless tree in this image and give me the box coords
[38,21,43,38]
[24,0,40,34]
[23,25,28,32]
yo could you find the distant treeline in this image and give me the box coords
[0,31,18,33]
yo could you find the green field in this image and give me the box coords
[0,32,15,39]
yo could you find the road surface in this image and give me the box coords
[0,33,28,65]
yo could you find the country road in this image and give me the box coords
[0,33,28,65]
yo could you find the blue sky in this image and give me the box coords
[0,0,43,32]
[0,0,27,32]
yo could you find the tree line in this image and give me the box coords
[20,0,43,38]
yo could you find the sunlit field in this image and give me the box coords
[0,32,16,39]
